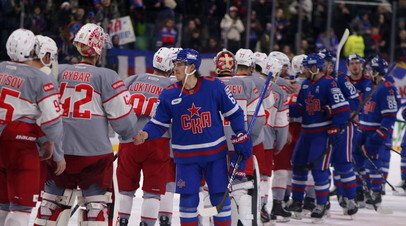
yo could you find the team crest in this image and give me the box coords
[177,179,186,188]
[181,103,212,134]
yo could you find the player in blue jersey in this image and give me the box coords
[319,50,359,215]
[134,48,252,226]
[289,53,350,223]
[400,108,406,193]
[358,56,398,208]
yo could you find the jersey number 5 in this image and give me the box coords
[0,87,20,124]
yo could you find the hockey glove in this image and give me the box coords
[371,127,389,145]
[327,126,342,145]
[231,132,252,160]
[321,105,333,120]
[229,152,246,180]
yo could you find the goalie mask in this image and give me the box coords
[73,23,112,57]
[213,49,236,74]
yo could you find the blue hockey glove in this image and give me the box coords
[231,132,252,160]
[327,126,342,145]
[371,127,389,145]
[321,105,333,120]
[229,152,246,180]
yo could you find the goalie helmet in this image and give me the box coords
[252,52,268,72]
[269,51,290,67]
[291,54,307,74]
[370,56,388,75]
[73,23,112,57]
[213,49,236,74]
[262,56,282,77]
[35,35,58,67]
[174,48,201,70]
[6,28,36,62]
[153,47,174,72]
[303,53,324,70]
[235,48,254,67]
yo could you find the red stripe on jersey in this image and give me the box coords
[108,108,132,121]
[173,144,227,157]
[37,93,59,104]
[102,90,128,104]
[41,114,61,125]
[333,106,350,114]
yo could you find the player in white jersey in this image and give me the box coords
[0,28,65,226]
[35,35,58,78]
[35,23,138,226]
[117,47,173,226]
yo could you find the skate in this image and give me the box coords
[366,192,382,209]
[287,199,302,220]
[260,204,271,223]
[302,197,315,217]
[337,195,346,209]
[160,215,170,226]
[346,199,358,217]
[119,218,128,226]
[310,204,327,223]
[356,189,366,208]
[139,222,147,226]
[271,200,291,222]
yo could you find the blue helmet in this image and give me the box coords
[346,54,363,64]
[370,56,388,75]
[304,53,324,70]
[318,49,336,63]
[174,48,201,70]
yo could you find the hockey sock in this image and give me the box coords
[158,192,174,225]
[210,192,231,225]
[365,159,383,192]
[401,152,406,180]
[333,170,344,196]
[179,193,199,225]
[140,192,160,225]
[118,193,134,220]
[0,209,8,225]
[305,172,316,199]
[291,170,308,201]
[334,163,356,199]
[312,170,330,205]
[5,211,30,226]
[380,161,390,189]
[260,175,270,206]
[272,170,288,201]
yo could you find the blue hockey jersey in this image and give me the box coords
[143,76,246,164]
[296,75,350,132]
[335,72,359,111]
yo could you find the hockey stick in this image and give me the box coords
[198,72,274,217]
[383,144,404,157]
[335,28,350,74]
[70,153,119,217]
[351,161,393,214]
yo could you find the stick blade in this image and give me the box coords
[198,206,219,216]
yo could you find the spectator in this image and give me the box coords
[182,19,199,48]
[315,29,338,52]
[274,8,291,48]
[396,30,406,61]
[244,9,263,50]
[30,6,48,34]
[220,6,244,54]
[107,34,123,72]
[344,23,365,57]
[95,0,120,30]
[201,37,223,53]
[156,18,178,48]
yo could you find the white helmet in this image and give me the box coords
[262,56,283,77]
[153,47,174,72]
[6,28,36,62]
[291,54,307,74]
[73,23,111,57]
[35,35,58,67]
[169,47,182,61]
[235,48,254,67]
[269,51,290,67]
[252,52,267,72]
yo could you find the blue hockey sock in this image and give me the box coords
[312,170,330,205]
[209,192,231,225]
[334,163,356,199]
[179,193,199,225]
[291,170,308,201]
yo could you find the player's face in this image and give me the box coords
[173,61,187,81]
[348,60,362,76]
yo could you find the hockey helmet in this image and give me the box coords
[252,52,268,72]
[291,54,307,74]
[318,49,336,63]
[346,54,363,65]
[269,51,290,67]
[153,47,174,72]
[174,48,201,70]
[370,56,388,75]
[303,53,324,71]
[235,48,254,67]
[35,35,58,67]
[262,56,283,77]
[73,23,112,57]
[6,28,36,62]
[213,49,236,74]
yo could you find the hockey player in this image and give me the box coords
[215,49,265,226]
[35,23,138,226]
[134,48,252,226]
[0,28,65,226]
[400,108,406,192]
[319,50,359,215]
[34,35,58,78]
[358,56,398,208]
[289,53,350,222]
[117,47,173,226]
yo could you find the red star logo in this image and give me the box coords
[388,89,394,95]
[187,103,201,117]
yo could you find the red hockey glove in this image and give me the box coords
[231,132,252,160]
[229,152,247,180]
[371,127,389,145]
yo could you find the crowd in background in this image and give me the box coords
[1,0,406,66]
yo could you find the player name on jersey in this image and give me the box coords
[227,84,243,95]
[0,74,24,89]
[128,82,163,95]
[62,71,92,82]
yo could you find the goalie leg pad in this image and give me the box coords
[238,194,254,226]
[77,193,112,225]
[5,211,30,226]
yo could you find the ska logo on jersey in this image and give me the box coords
[181,103,212,134]
[304,94,320,115]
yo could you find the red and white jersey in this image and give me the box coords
[0,61,64,161]
[58,63,137,156]
[219,74,266,148]
[121,73,172,142]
